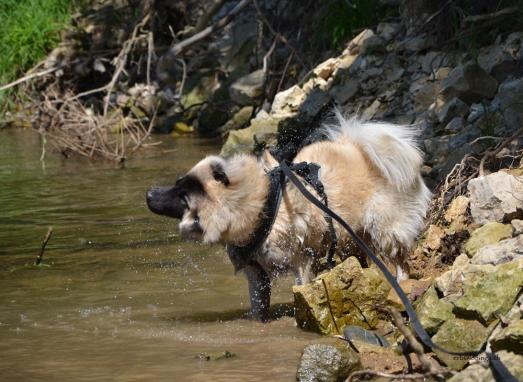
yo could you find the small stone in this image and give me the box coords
[468,171,523,225]
[512,219,523,235]
[444,195,470,224]
[377,22,400,41]
[436,97,469,124]
[439,62,499,104]
[296,339,361,382]
[464,222,513,257]
[361,35,385,54]
[471,235,523,266]
[452,259,523,324]
[314,58,338,80]
[219,106,253,133]
[424,136,450,163]
[386,278,431,308]
[444,116,465,133]
[415,285,454,334]
[432,318,491,370]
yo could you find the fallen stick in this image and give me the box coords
[35,227,53,265]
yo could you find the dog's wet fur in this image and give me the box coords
[146,113,431,321]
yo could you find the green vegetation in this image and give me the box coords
[0,0,74,87]
[314,0,396,49]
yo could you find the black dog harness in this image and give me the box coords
[228,161,338,271]
[229,160,517,382]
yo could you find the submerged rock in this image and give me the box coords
[293,257,390,335]
[468,171,523,225]
[296,339,361,382]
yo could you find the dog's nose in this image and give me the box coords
[146,189,154,202]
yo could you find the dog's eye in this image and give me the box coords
[211,163,230,186]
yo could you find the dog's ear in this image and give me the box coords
[211,162,230,186]
[261,150,278,171]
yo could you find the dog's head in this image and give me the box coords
[146,154,273,244]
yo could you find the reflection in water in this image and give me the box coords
[0,130,318,381]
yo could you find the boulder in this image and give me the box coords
[496,77,523,133]
[452,259,523,324]
[435,254,495,298]
[439,62,499,104]
[463,222,513,257]
[424,136,450,164]
[448,126,481,151]
[293,257,390,335]
[478,32,523,82]
[220,110,279,156]
[432,318,491,370]
[436,97,469,124]
[219,106,253,133]
[421,51,450,74]
[347,29,376,55]
[444,116,465,133]
[229,69,265,105]
[271,84,306,118]
[415,285,454,335]
[471,235,523,266]
[296,339,361,382]
[468,171,523,225]
[330,79,359,104]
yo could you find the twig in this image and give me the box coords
[176,58,187,97]
[167,0,253,56]
[321,278,341,335]
[35,227,53,265]
[146,31,154,86]
[262,37,278,81]
[478,126,523,177]
[193,0,229,34]
[252,0,308,69]
[379,306,443,375]
[0,64,68,93]
[464,6,518,23]
[346,369,443,382]
[104,14,151,115]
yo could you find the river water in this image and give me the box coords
[0,129,318,381]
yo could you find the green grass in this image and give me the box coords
[0,0,74,106]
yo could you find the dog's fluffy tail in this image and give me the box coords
[325,111,424,190]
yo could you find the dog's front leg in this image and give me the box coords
[243,263,271,322]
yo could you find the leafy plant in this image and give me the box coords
[313,0,396,49]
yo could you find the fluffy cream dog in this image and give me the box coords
[146,113,431,321]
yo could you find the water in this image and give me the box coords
[0,129,318,381]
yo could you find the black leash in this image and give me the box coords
[278,160,517,382]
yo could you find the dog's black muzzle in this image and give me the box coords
[146,185,187,219]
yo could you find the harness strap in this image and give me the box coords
[279,160,517,382]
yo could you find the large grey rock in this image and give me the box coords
[330,79,359,104]
[478,32,523,82]
[468,171,523,225]
[472,235,523,266]
[293,257,390,335]
[229,70,265,105]
[440,62,499,104]
[436,97,469,124]
[445,116,465,132]
[421,51,450,74]
[452,259,523,324]
[424,135,450,163]
[496,77,523,133]
[296,340,361,382]
[448,126,481,151]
